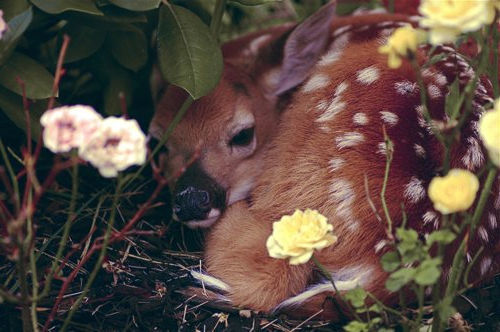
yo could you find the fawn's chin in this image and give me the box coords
[183,209,221,229]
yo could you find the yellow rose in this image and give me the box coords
[428,169,479,215]
[378,25,426,69]
[266,209,337,265]
[479,98,500,167]
[419,0,496,44]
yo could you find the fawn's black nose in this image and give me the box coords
[173,186,212,221]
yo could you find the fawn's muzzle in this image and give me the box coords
[173,162,226,227]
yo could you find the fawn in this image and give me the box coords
[148,4,337,228]
[183,3,499,319]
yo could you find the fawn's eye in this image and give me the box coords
[229,127,255,147]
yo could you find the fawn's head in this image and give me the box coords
[148,2,337,228]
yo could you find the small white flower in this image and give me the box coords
[0,10,7,39]
[40,105,103,153]
[79,117,147,178]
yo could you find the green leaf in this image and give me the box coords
[381,251,400,272]
[110,30,148,72]
[0,85,43,139]
[426,230,456,247]
[31,0,103,15]
[63,23,107,63]
[343,321,369,332]
[414,258,442,286]
[385,268,415,292]
[157,4,223,99]
[344,287,367,308]
[229,0,281,6]
[396,228,419,243]
[109,0,160,11]
[0,52,55,99]
[0,7,33,66]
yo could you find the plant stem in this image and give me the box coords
[380,133,394,237]
[40,155,79,299]
[210,0,227,38]
[60,177,124,331]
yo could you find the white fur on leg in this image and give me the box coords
[272,277,360,312]
[191,270,231,293]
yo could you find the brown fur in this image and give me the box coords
[204,12,500,319]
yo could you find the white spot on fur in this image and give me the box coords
[302,73,330,92]
[329,179,358,230]
[488,213,497,229]
[380,111,399,126]
[461,137,484,170]
[336,132,364,149]
[353,112,369,125]
[423,210,439,229]
[414,143,426,158]
[318,33,351,67]
[404,177,426,204]
[466,252,472,262]
[395,80,418,95]
[316,82,349,123]
[374,240,388,253]
[434,73,447,86]
[478,226,489,243]
[377,142,387,156]
[328,157,345,172]
[480,257,492,275]
[332,25,352,37]
[427,84,442,99]
[356,65,380,85]
[263,68,281,91]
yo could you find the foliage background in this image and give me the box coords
[0,0,498,331]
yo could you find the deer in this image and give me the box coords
[174,2,500,320]
[148,4,341,228]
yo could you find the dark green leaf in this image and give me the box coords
[344,287,367,308]
[110,30,148,72]
[31,0,103,15]
[64,23,107,63]
[0,85,43,139]
[385,268,415,292]
[0,7,33,66]
[157,4,223,99]
[381,251,400,272]
[0,52,55,99]
[229,0,281,6]
[109,0,160,11]
[1,0,29,21]
[104,67,132,115]
[414,258,442,286]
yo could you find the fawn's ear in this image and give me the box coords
[274,1,337,95]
